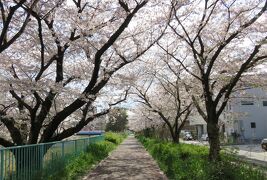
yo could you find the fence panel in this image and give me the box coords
[0,135,104,180]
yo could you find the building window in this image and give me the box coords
[251,122,256,128]
[241,100,254,105]
[263,101,267,106]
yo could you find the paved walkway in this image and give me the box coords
[83,136,168,180]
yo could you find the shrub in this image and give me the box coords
[86,141,116,161]
[104,132,127,145]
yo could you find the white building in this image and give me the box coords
[189,115,207,139]
[224,88,267,140]
[189,88,267,141]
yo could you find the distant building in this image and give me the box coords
[189,88,267,141]
[188,115,207,139]
[224,88,267,141]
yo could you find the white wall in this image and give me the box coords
[230,88,267,140]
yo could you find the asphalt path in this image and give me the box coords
[83,136,168,180]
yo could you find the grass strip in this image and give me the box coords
[137,136,266,180]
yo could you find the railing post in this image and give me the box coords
[62,142,65,159]
[40,144,44,170]
[74,141,77,156]
[0,149,4,180]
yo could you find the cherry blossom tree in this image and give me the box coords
[129,106,172,140]
[162,0,267,161]
[0,0,167,148]
[0,0,40,53]
[132,55,192,143]
[129,106,160,132]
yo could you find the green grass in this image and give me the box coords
[137,136,266,180]
[104,131,127,145]
[41,133,127,180]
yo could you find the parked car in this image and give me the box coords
[261,138,267,151]
[201,134,209,141]
[183,131,193,140]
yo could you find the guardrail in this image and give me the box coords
[0,135,104,180]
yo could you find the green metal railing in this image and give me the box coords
[0,135,104,180]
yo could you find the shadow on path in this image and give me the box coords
[83,136,168,180]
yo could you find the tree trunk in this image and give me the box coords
[171,128,180,144]
[207,122,220,161]
[172,134,180,144]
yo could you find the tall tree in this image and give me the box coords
[132,57,192,143]
[162,0,267,161]
[106,107,128,132]
[0,0,166,147]
[0,0,39,53]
